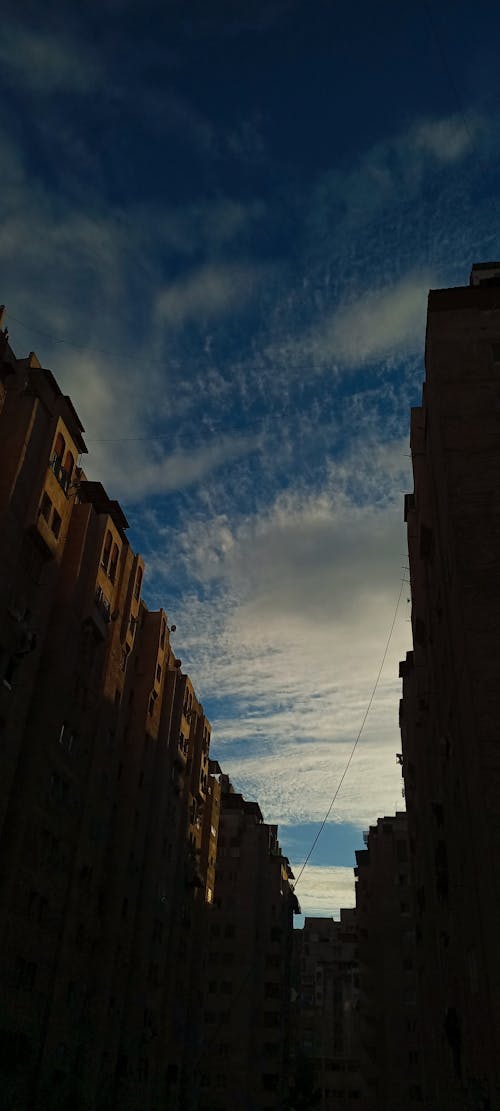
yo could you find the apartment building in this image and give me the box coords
[292,911,361,1111]
[0,323,220,1111]
[400,263,500,1111]
[355,813,421,1111]
[198,774,299,1111]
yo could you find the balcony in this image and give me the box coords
[49,454,72,495]
[94,585,111,623]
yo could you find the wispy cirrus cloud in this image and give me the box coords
[0,23,103,94]
[155,262,267,328]
[146,435,411,834]
[292,865,356,917]
[411,116,479,163]
[316,270,434,367]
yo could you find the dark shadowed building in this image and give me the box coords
[291,912,361,1111]
[400,263,500,1111]
[0,324,220,1110]
[355,812,422,1111]
[198,774,298,1111]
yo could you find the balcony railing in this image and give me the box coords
[94,586,111,623]
[49,454,72,495]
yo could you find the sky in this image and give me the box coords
[2,0,500,919]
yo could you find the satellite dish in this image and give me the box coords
[170,624,177,632]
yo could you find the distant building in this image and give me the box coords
[400,264,500,1111]
[0,324,220,1110]
[198,774,298,1111]
[355,813,421,1111]
[292,912,361,1111]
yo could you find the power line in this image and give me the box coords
[293,575,406,891]
[6,310,330,376]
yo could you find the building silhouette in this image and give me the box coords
[0,323,222,1110]
[399,263,500,1111]
[198,774,298,1111]
[354,812,421,1110]
[291,911,361,1111]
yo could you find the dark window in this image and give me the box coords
[40,492,52,522]
[64,451,75,483]
[51,509,62,538]
[53,432,65,462]
[102,531,112,570]
[134,567,143,600]
[109,543,119,583]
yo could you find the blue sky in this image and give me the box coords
[2,0,500,916]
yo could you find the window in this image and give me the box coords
[134,567,143,600]
[156,663,162,683]
[101,531,112,570]
[51,509,62,539]
[160,619,166,649]
[64,451,75,483]
[40,492,52,522]
[50,433,72,492]
[109,543,119,583]
[95,585,111,622]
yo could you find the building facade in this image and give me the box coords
[198,775,298,1111]
[355,812,421,1111]
[400,264,500,1111]
[292,912,361,1111]
[0,325,220,1111]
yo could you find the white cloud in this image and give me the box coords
[89,432,260,499]
[291,865,356,917]
[155,262,264,327]
[412,117,478,163]
[153,438,411,828]
[318,270,433,366]
[0,24,103,94]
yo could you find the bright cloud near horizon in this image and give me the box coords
[1,1,500,919]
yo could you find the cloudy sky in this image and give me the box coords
[2,0,499,918]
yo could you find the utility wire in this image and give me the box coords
[293,575,406,890]
[6,310,330,376]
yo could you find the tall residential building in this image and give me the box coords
[198,774,299,1111]
[0,325,220,1111]
[400,263,500,1111]
[292,912,361,1111]
[355,812,421,1111]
